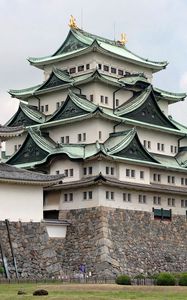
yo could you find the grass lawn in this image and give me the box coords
[0,283,186,300]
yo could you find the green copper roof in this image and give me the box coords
[6,102,45,127]
[28,28,167,71]
[154,87,186,103]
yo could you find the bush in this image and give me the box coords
[156,272,176,286]
[0,266,4,275]
[179,273,187,286]
[115,274,131,285]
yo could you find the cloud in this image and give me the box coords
[179,73,187,90]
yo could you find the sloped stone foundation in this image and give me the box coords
[60,207,187,276]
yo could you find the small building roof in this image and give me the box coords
[0,163,64,185]
[0,125,24,141]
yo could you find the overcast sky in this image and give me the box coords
[0,0,187,125]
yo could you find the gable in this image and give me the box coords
[49,96,88,122]
[122,92,176,129]
[53,31,88,56]
[37,73,68,91]
[8,135,48,165]
[8,108,38,127]
[112,135,158,163]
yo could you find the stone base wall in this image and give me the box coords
[59,207,187,277]
[0,221,63,279]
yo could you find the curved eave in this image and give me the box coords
[154,87,186,103]
[0,177,63,186]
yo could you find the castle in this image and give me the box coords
[1,17,187,278]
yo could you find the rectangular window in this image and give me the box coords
[100,95,104,103]
[64,194,68,202]
[118,69,123,76]
[111,67,116,74]
[104,65,109,72]
[168,175,171,183]
[158,174,161,182]
[64,169,68,177]
[88,167,92,175]
[174,146,177,153]
[116,99,119,107]
[45,105,48,112]
[14,145,18,152]
[111,167,114,175]
[181,199,187,207]
[123,193,131,202]
[126,169,130,177]
[131,170,135,178]
[78,134,82,142]
[139,195,146,204]
[98,64,102,70]
[83,133,86,141]
[140,171,144,179]
[83,191,87,200]
[56,102,60,109]
[83,167,87,175]
[106,191,109,199]
[148,141,151,149]
[66,136,69,144]
[86,64,90,70]
[161,144,164,151]
[105,96,108,104]
[78,65,84,72]
[88,191,92,199]
[171,145,174,153]
[106,166,109,175]
[69,169,73,177]
[181,178,184,185]
[56,170,60,175]
[172,176,175,184]
[153,196,161,205]
[69,193,73,201]
[157,143,160,151]
[168,198,175,206]
[143,140,146,147]
[111,192,114,200]
[99,131,102,139]
[69,67,76,74]
[90,94,94,101]
[41,106,44,112]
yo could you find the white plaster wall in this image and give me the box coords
[60,186,99,210]
[50,159,81,182]
[5,133,27,157]
[49,118,114,144]
[118,162,150,184]
[0,183,43,221]
[44,190,60,210]
[46,224,67,238]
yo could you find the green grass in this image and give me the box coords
[0,283,186,299]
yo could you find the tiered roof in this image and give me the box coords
[28,28,168,72]
[0,125,24,141]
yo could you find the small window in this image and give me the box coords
[98,64,102,70]
[103,65,109,72]
[78,65,84,72]
[88,191,92,199]
[147,141,151,149]
[70,169,73,177]
[185,178,187,185]
[64,194,68,202]
[181,199,187,207]
[111,192,114,200]
[41,106,44,112]
[126,169,130,177]
[111,167,114,175]
[106,167,109,175]
[116,99,119,107]
[131,170,135,178]
[157,143,160,151]
[105,96,108,104]
[18,144,21,148]
[66,136,69,144]
[181,178,184,185]
[86,64,90,70]
[69,193,73,202]
[106,191,109,199]
[168,197,175,206]
[64,169,68,177]
[83,168,87,175]
[111,67,116,74]
[168,175,171,183]
[45,105,48,112]
[100,95,104,103]
[171,145,174,153]
[83,133,86,141]
[174,146,177,153]
[118,69,123,76]
[90,94,94,101]
[161,144,164,151]
[69,67,76,74]
[139,195,146,204]
[56,170,60,175]
[99,131,102,139]
[140,171,144,179]
[172,176,175,184]
[88,167,92,175]
[123,193,131,202]
[83,191,87,200]
[56,102,60,109]
[78,134,82,142]
[14,145,18,152]
[158,174,161,182]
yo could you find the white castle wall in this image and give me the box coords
[0,183,43,222]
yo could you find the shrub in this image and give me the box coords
[156,272,176,286]
[179,273,187,286]
[0,266,4,275]
[115,274,131,285]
